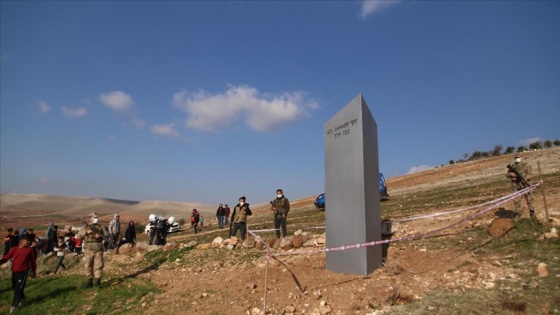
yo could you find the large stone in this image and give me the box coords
[303,239,316,247]
[280,237,294,250]
[118,243,136,255]
[184,241,199,248]
[292,235,304,248]
[265,238,277,249]
[211,237,224,247]
[488,218,516,238]
[242,238,256,248]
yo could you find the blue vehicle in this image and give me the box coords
[314,173,388,209]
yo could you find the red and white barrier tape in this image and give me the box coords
[259,182,540,257]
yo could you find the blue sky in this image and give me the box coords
[1,1,559,205]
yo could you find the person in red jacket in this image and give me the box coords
[0,236,37,313]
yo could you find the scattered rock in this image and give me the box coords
[185,240,199,248]
[544,228,558,239]
[487,218,515,238]
[292,235,303,248]
[117,243,136,255]
[211,237,224,247]
[280,237,294,250]
[537,263,549,277]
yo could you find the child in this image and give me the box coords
[0,236,37,313]
[53,236,67,274]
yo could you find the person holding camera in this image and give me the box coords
[271,189,290,238]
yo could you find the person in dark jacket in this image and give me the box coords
[190,209,200,234]
[3,228,15,257]
[124,221,137,245]
[216,204,226,229]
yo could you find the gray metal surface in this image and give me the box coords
[324,94,382,275]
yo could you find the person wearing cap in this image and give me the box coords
[506,152,536,218]
[107,214,121,251]
[76,212,109,288]
[270,189,290,238]
[230,196,252,241]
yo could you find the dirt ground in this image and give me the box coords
[1,147,559,314]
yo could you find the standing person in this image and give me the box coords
[45,224,57,254]
[25,229,38,257]
[199,216,205,231]
[0,236,37,314]
[506,153,536,218]
[190,209,200,234]
[230,196,252,241]
[108,214,121,251]
[76,212,109,288]
[123,221,137,245]
[216,204,226,229]
[53,236,67,274]
[3,228,15,257]
[271,189,291,238]
[224,204,231,226]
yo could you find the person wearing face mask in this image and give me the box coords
[76,212,109,288]
[271,189,290,238]
[230,196,252,240]
[506,153,536,218]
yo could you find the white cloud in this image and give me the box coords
[407,164,434,175]
[107,136,116,141]
[99,91,134,113]
[40,178,49,184]
[129,118,146,129]
[151,123,186,141]
[38,99,51,113]
[519,137,543,147]
[361,0,399,19]
[172,85,318,132]
[62,106,87,118]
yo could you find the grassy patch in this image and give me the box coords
[0,274,159,314]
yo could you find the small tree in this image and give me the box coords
[492,145,503,156]
[178,218,186,225]
[554,140,560,146]
[529,141,543,150]
[470,151,483,160]
[544,140,552,148]
[517,146,526,153]
[449,160,455,165]
[504,146,515,154]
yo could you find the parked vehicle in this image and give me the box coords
[314,192,326,209]
[145,215,182,235]
[314,173,388,210]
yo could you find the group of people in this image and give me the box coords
[219,189,291,241]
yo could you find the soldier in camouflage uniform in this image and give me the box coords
[506,153,536,218]
[271,189,290,238]
[76,212,109,288]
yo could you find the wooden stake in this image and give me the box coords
[537,161,551,228]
